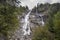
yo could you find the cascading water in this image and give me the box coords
[21,11,31,40]
[41,16,45,26]
[36,5,44,26]
[22,11,31,35]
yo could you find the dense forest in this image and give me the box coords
[0,0,60,40]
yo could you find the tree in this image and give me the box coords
[53,11,60,40]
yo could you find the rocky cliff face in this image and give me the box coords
[7,10,48,40]
[30,12,47,26]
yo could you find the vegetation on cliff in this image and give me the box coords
[0,0,27,40]
[32,3,60,40]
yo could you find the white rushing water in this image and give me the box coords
[21,11,31,40]
[41,18,44,26]
[22,11,31,35]
[40,15,45,26]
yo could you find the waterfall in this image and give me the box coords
[21,11,31,40]
[22,11,31,35]
[40,14,45,26]
[41,18,44,26]
[11,9,45,40]
[36,5,44,26]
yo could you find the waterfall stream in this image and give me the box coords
[21,11,31,40]
[22,11,31,36]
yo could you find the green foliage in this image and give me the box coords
[0,4,18,36]
[32,26,54,40]
[53,11,60,40]
[0,3,27,40]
